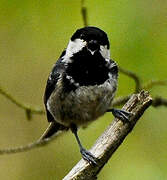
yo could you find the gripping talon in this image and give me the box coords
[80,148,97,165]
[107,108,132,123]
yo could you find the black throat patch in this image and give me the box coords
[65,48,110,87]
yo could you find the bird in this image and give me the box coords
[40,26,131,164]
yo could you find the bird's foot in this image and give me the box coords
[107,108,133,123]
[80,148,98,165]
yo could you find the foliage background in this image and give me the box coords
[0,0,167,179]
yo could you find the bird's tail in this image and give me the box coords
[39,122,68,140]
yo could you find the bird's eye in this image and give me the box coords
[80,34,85,39]
[87,40,99,51]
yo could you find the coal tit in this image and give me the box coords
[40,27,131,164]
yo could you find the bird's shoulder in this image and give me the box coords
[108,59,118,78]
[44,50,66,106]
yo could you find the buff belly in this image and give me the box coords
[47,81,117,126]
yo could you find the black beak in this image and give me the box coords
[87,40,100,52]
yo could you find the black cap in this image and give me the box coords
[71,26,110,49]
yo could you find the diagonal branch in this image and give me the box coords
[0,86,45,119]
[63,91,152,180]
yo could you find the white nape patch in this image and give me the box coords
[100,45,110,59]
[65,39,87,58]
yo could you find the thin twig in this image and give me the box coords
[0,86,45,120]
[0,132,63,155]
[112,95,131,107]
[81,0,88,27]
[63,91,152,180]
[112,95,167,108]
[142,80,167,90]
[119,67,142,93]
[152,96,167,107]
[0,140,47,155]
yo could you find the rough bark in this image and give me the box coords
[63,90,152,180]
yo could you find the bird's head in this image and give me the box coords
[66,26,110,59]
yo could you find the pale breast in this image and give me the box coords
[47,80,117,127]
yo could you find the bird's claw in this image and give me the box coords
[80,148,98,165]
[107,108,133,123]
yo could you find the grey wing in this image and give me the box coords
[41,59,68,140]
[44,51,66,122]
[43,65,60,122]
[41,50,69,140]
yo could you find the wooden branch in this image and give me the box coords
[63,90,152,180]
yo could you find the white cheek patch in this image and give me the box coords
[65,39,87,58]
[100,45,110,59]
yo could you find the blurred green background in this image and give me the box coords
[0,0,167,179]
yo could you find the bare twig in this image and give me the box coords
[0,86,45,120]
[112,95,131,107]
[152,96,167,107]
[119,67,142,93]
[63,91,152,180]
[142,80,167,90]
[0,140,47,155]
[0,131,65,155]
[112,95,167,109]
[81,0,88,27]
